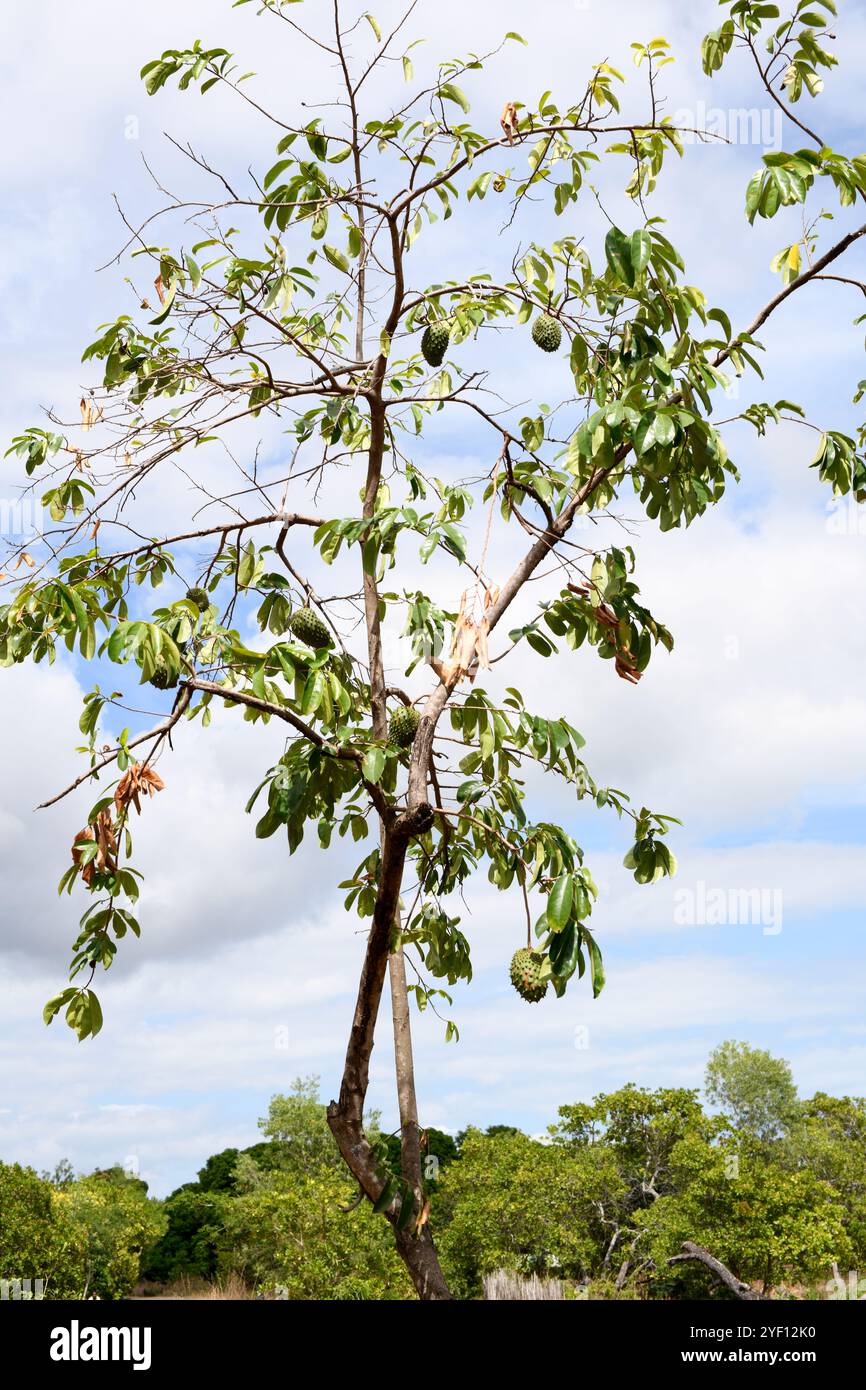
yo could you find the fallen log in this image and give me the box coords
[668,1242,768,1300]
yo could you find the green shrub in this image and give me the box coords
[638,1133,852,1295]
[61,1168,167,1300]
[142,1189,229,1284]
[435,1129,623,1298]
[0,1162,86,1298]
[218,1173,413,1300]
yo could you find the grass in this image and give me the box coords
[134,1273,254,1300]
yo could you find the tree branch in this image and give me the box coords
[668,1242,769,1300]
[37,688,192,810]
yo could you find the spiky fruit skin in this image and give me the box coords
[149,659,179,691]
[509,948,549,1003]
[288,607,331,650]
[421,323,450,368]
[388,705,421,750]
[532,313,562,354]
[186,586,210,613]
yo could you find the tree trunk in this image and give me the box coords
[326,804,453,1299]
[388,942,422,1195]
[394,1225,453,1300]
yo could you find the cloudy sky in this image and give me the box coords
[1,0,865,1197]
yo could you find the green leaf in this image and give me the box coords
[300,669,325,716]
[605,227,634,286]
[701,21,734,77]
[439,521,466,561]
[149,282,177,326]
[237,541,257,589]
[631,228,652,276]
[584,929,606,998]
[323,244,350,273]
[396,1187,417,1230]
[372,1176,396,1213]
[549,921,579,985]
[547,873,574,931]
[438,82,470,114]
[43,988,77,1026]
[362,747,386,784]
[88,991,104,1039]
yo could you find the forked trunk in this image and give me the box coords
[326,808,454,1299]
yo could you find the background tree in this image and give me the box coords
[638,1131,850,1296]
[0,1163,87,1299]
[552,1084,709,1281]
[435,1127,621,1297]
[196,1148,243,1195]
[218,1171,413,1299]
[3,0,862,1297]
[258,1075,349,1174]
[61,1167,167,1300]
[9,1049,864,1299]
[705,1040,799,1143]
[0,1160,166,1299]
[783,1092,866,1268]
[142,1187,229,1285]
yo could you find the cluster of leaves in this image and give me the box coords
[16,1050,862,1302]
[699,0,866,479]
[510,548,674,681]
[702,0,838,96]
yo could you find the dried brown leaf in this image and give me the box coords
[615,651,642,685]
[593,603,619,630]
[115,762,167,816]
[500,101,519,145]
[72,826,96,886]
[475,620,491,671]
[80,398,103,433]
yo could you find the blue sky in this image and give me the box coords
[1,0,866,1197]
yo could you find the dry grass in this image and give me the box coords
[135,1273,254,1301]
[201,1273,254,1301]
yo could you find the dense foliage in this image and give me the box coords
[0,1163,165,1299]
[5,1049,863,1300]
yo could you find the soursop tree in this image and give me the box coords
[3,0,862,1298]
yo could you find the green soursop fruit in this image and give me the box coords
[149,659,179,691]
[531,313,562,354]
[421,322,451,368]
[288,606,331,650]
[186,586,210,612]
[509,948,549,1003]
[388,705,421,750]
